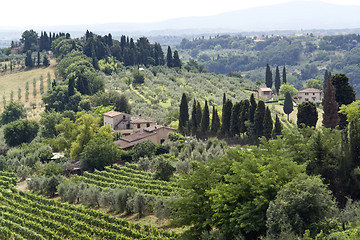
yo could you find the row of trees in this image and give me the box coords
[179,93,282,141]
[265,64,287,93]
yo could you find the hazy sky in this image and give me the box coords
[2,0,360,27]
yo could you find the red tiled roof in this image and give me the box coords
[298,88,322,93]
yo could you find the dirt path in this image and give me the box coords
[16,181,28,191]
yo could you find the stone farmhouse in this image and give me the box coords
[294,88,323,103]
[257,88,273,100]
[103,110,175,149]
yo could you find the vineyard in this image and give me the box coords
[79,164,183,197]
[0,171,178,240]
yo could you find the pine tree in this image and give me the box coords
[265,64,272,88]
[282,66,287,84]
[179,93,189,135]
[297,102,318,128]
[220,99,233,136]
[322,77,339,128]
[249,93,257,123]
[190,99,198,135]
[173,50,182,68]
[166,46,173,68]
[275,66,281,94]
[263,107,273,139]
[201,100,209,134]
[283,92,293,121]
[211,106,220,135]
[273,114,282,137]
[254,100,265,137]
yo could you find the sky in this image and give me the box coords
[2,0,360,27]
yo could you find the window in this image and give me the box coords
[146,123,150,127]
[305,93,309,95]
[123,115,126,119]
[126,124,130,129]
[137,124,141,128]
[305,98,309,101]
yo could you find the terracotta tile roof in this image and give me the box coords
[103,110,124,117]
[298,88,322,93]
[114,131,157,149]
[131,116,156,123]
[259,88,273,92]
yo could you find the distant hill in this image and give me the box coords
[28,1,360,34]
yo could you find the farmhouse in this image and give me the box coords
[103,110,176,149]
[295,88,323,103]
[257,87,273,100]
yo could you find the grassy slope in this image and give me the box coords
[0,59,56,120]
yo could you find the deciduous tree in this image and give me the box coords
[297,102,318,128]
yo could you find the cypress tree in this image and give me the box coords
[230,102,242,136]
[282,66,287,84]
[239,99,250,135]
[254,100,265,137]
[263,107,273,139]
[179,93,189,135]
[275,66,281,94]
[273,114,282,137]
[37,51,40,66]
[323,70,331,90]
[283,92,293,121]
[297,102,318,128]
[211,106,220,135]
[201,100,209,134]
[265,64,272,88]
[166,46,173,68]
[331,74,356,129]
[221,99,233,136]
[190,99,198,135]
[173,50,182,68]
[196,101,202,130]
[322,77,339,128]
[43,54,50,67]
[249,93,257,123]
[25,51,33,68]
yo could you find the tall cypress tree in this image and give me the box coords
[196,101,202,130]
[190,99,198,135]
[323,70,331,90]
[201,100,209,134]
[265,64,272,88]
[273,114,282,137]
[221,99,233,136]
[68,77,75,96]
[331,74,356,129]
[179,93,189,135]
[166,46,173,68]
[239,99,250,135]
[282,66,287,84]
[230,102,242,136]
[211,106,220,135]
[254,100,265,137]
[275,66,281,94]
[322,77,339,128]
[283,92,293,121]
[173,50,182,68]
[249,93,257,123]
[263,107,273,139]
